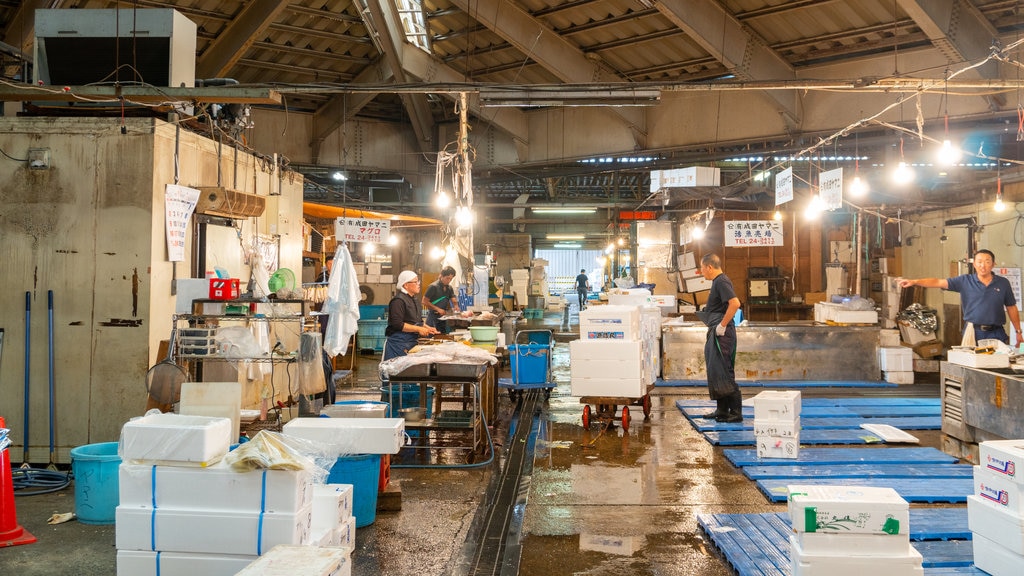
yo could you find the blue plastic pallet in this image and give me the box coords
[741,463,974,480]
[657,378,896,388]
[697,511,976,576]
[687,416,941,432]
[723,447,959,467]
[703,428,889,446]
[756,477,972,503]
[675,397,939,408]
[676,401,860,418]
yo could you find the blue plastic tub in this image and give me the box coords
[359,304,387,320]
[509,344,549,384]
[70,442,121,525]
[380,383,435,418]
[327,453,382,527]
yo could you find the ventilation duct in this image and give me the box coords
[195,187,266,218]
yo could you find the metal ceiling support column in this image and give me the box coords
[897,0,1004,109]
[447,0,647,148]
[655,0,801,128]
[195,0,289,79]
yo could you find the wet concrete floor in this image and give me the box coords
[2,305,946,575]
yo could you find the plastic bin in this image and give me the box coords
[359,304,387,320]
[70,442,121,525]
[380,383,435,418]
[357,319,388,352]
[326,453,382,527]
[509,344,550,384]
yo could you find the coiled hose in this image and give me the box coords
[12,467,71,496]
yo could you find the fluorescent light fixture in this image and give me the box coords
[532,206,597,214]
[331,171,347,181]
[546,234,585,240]
[553,243,582,248]
[480,89,661,108]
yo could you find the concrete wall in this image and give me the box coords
[0,117,303,461]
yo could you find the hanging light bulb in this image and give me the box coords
[849,175,868,196]
[691,223,705,240]
[937,139,961,166]
[386,235,399,246]
[995,177,1006,212]
[429,246,445,260]
[773,209,782,221]
[892,161,915,185]
[617,237,625,246]
[803,195,824,220]
[454,205,474,227]
[436,191,451,208]
[363,242,376,255]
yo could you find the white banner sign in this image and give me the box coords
[820,167,843,210]
[775,167,793,205]
[335,217,391,244]
[725,220,785,247]
[164,184,201,262]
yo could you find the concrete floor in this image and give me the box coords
[1,306,947,575]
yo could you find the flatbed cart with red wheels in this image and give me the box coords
[579,384,655,431]
[499,329,555,401]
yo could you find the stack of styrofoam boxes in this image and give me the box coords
[787,485,922,576]
[510,268,530,306]
[639,305,662,381]
[571,305,650,398]
[116,413,317,575]
[878,342,914,384]
[968,440,1024,576]
[234,545,352,576]
[529,258,548,301]
[879,273,901,329]
[753,390,801,459]
[310,484,356,550]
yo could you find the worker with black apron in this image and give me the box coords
[697,254,744,423]
[384,270,438,360]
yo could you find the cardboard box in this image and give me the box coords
[118,463,314,513]
[787,485,910,534]
[910,339,943,359]
[804,292,827,305]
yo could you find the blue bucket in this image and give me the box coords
[70,442,121,525]
[327,453,382,527]
[380,383,435,418]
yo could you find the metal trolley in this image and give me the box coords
[498,329,555,401]
[579,384,654,432]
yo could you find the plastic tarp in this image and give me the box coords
[323,245,361,357]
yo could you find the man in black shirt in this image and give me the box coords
[422,266,460,334]
[575,269,590,310]
[698,254,743,423]
[384,270,438,360]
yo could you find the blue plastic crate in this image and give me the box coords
[359,304,387,320]
[357,334,386,352]
[357,319,388,352]
[509,343,549,384]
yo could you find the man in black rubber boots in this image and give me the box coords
[697,254,743,422]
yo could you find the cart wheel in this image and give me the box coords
[582,404,591,428]
[642,394,651,419]
[544,388,552,400]
[508,389,517,401]
[621,405,631,431]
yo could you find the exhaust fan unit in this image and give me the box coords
[195,187,266,218]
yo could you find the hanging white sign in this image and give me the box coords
[335,217,391,244]
[820,167,843,210]
[725,220,785,247]
[164,184,201,262]
[775,167,793,205]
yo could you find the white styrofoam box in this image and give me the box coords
[579,305,641,340]
[678,251,696,270]
[972,531,1024,576]
[912,359,940,373]
[793,530,912,557]
[751,390,801,421]
[118,462,313,513]
[753,417,801,438]
[311,483,353,532]
[884,371,915,384]
[947,349,1011,369]
[115,504,311,555]
[571,377,647,398]
[178,381,242,445]
[650,166,721,192]
[757,435,800,459]
[878,347,913,372]
[788,485,909,535]
[967,494,1024,555]
[899,321,935,345]
[981,440,1024,485]
[570,340,643,380]
[116,550,255,576]
[366,262,382,275]
[234,545,351,576]
[120,413,232,465]
[974,465,1024,515]
[684,275,713,293]
[880,329,901,348]
[282,417,405,455]
[379,274,393,284]
[336,515,356,548]
[789,535,923,576]
[310,527,334,547]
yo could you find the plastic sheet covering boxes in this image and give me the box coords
[115,413,356,575]
[753,391,801,459]
[968,440,1024,576]
[787,485,922,576]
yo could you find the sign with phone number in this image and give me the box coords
[335,217,391,244]
[725,220,784,247]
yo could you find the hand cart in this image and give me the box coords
[498,329,555,401]
[579,384,654,432]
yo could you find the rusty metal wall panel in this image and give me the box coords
[662,323,881,381]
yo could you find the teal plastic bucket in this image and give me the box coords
[327,454,382,527]
[70,442,121,525]
[380,383,435,418]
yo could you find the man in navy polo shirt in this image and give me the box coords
[899,249,1022,344]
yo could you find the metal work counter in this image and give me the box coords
[661,321,881,381]
[939,361,1024,462]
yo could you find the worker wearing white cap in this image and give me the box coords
[383,270,439,360]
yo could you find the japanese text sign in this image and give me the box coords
[335,217,391,244]
[725,220,784,247]
[164,184,201,262]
